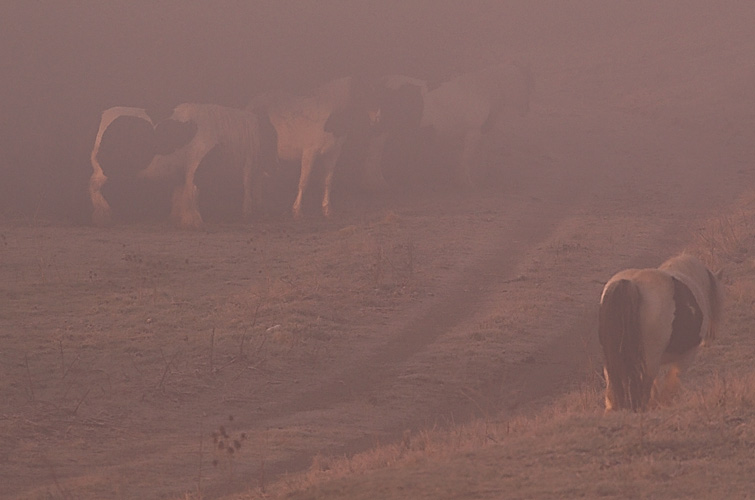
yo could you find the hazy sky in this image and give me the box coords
[1,1,752,219]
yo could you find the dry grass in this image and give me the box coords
[240,371,755,500]
[235,192,755,500]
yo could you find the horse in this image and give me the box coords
[89,103,263,229]
[89,106,158,226]
[248,75,380,219]
[358,75,427,191]
[598,254,724,412]
[420,61,533,187]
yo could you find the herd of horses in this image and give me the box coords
[88,62,726,414]
[89,62,533,229]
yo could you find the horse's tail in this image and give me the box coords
[599,278,649,411]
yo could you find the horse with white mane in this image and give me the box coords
[248,75,380,218]
[599,254,724,412]
[89,103,263,229]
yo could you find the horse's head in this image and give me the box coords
[372,82,425,135]
[95,114,157,180]
[322,76,383,137]
[92,108,177,223]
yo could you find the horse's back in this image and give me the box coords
[658,254,710,296]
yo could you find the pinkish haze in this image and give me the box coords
[1,1,754,220]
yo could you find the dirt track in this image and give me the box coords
[3,3,755,499]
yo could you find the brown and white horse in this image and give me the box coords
[599,254,724,411]
[89,103,263,229]
[248,76,380,218]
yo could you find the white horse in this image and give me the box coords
[248,76,380,218]
[89,103,263,229]
[420,61,533,187]
[599,254,724,412]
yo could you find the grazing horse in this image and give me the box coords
[248,76,380,218]
[358,75,427,191]
[420,61,534,187]
[599,254,724,412]
[89,103,263,229]
[89,106,158,226]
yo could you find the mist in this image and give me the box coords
[1,1,754,221]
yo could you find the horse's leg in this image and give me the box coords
[242,159,262,220]
[293,149,316,219]
[653,350,698,405]
[603,366,615,412]
[361,134,389,191]
[651,367,679,408]
[170,159,204,229]
[321,144,343,217]
[459,128,482,188]
[89,166,112,226]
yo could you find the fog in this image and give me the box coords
[5,3,755,496]
[1,1,753,221]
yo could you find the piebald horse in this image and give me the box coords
[599,254,724,412]
[90,103,263,229]
[89,106,157,226]
[248,76,380,219]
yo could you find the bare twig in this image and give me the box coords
[197,421,204,499]
[58,338,65,373]
[240,299,265,358]
[158,349,179,392]
[24,354,35,401]
[238,330,247,359]
[210,328,216,373]
[71,388,91,415]
[254,334,268,359]
[61,353,81,380]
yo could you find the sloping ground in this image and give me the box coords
[261,190,755,499]
[280,376,755,500]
